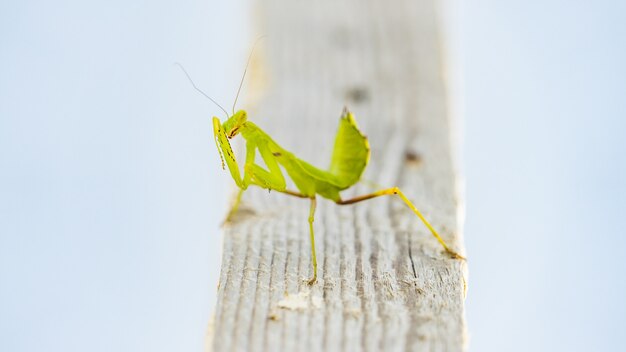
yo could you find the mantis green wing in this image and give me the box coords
[328,110,370,189]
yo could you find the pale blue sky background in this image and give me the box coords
[461,1,626,351]
[1,0,247,351]
[1,1,624,351]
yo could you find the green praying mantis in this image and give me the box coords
[177,55,464,285]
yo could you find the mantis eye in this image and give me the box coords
[227,127,240,138]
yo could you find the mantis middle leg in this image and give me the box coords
[307,197,318,285]
[223,188,244,224]
[241,147,320,283]
[337,187,465,259]
[272,189,319,284]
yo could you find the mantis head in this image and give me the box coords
[222,110,248,139]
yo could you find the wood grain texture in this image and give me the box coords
[209,0,468,351]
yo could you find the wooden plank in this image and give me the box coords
[208,0,467,350]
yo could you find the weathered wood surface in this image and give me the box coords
[209,0,468,351]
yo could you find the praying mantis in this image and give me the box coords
[177,55,465,285]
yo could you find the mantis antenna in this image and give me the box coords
[231,36,267,115]
[175,62,229,119]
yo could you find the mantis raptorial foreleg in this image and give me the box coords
[243,141,286,190]
[223,141,255,223]
[224,141,287,223]
[336,187,465,260]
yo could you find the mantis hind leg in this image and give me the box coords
[337,187,465,260]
